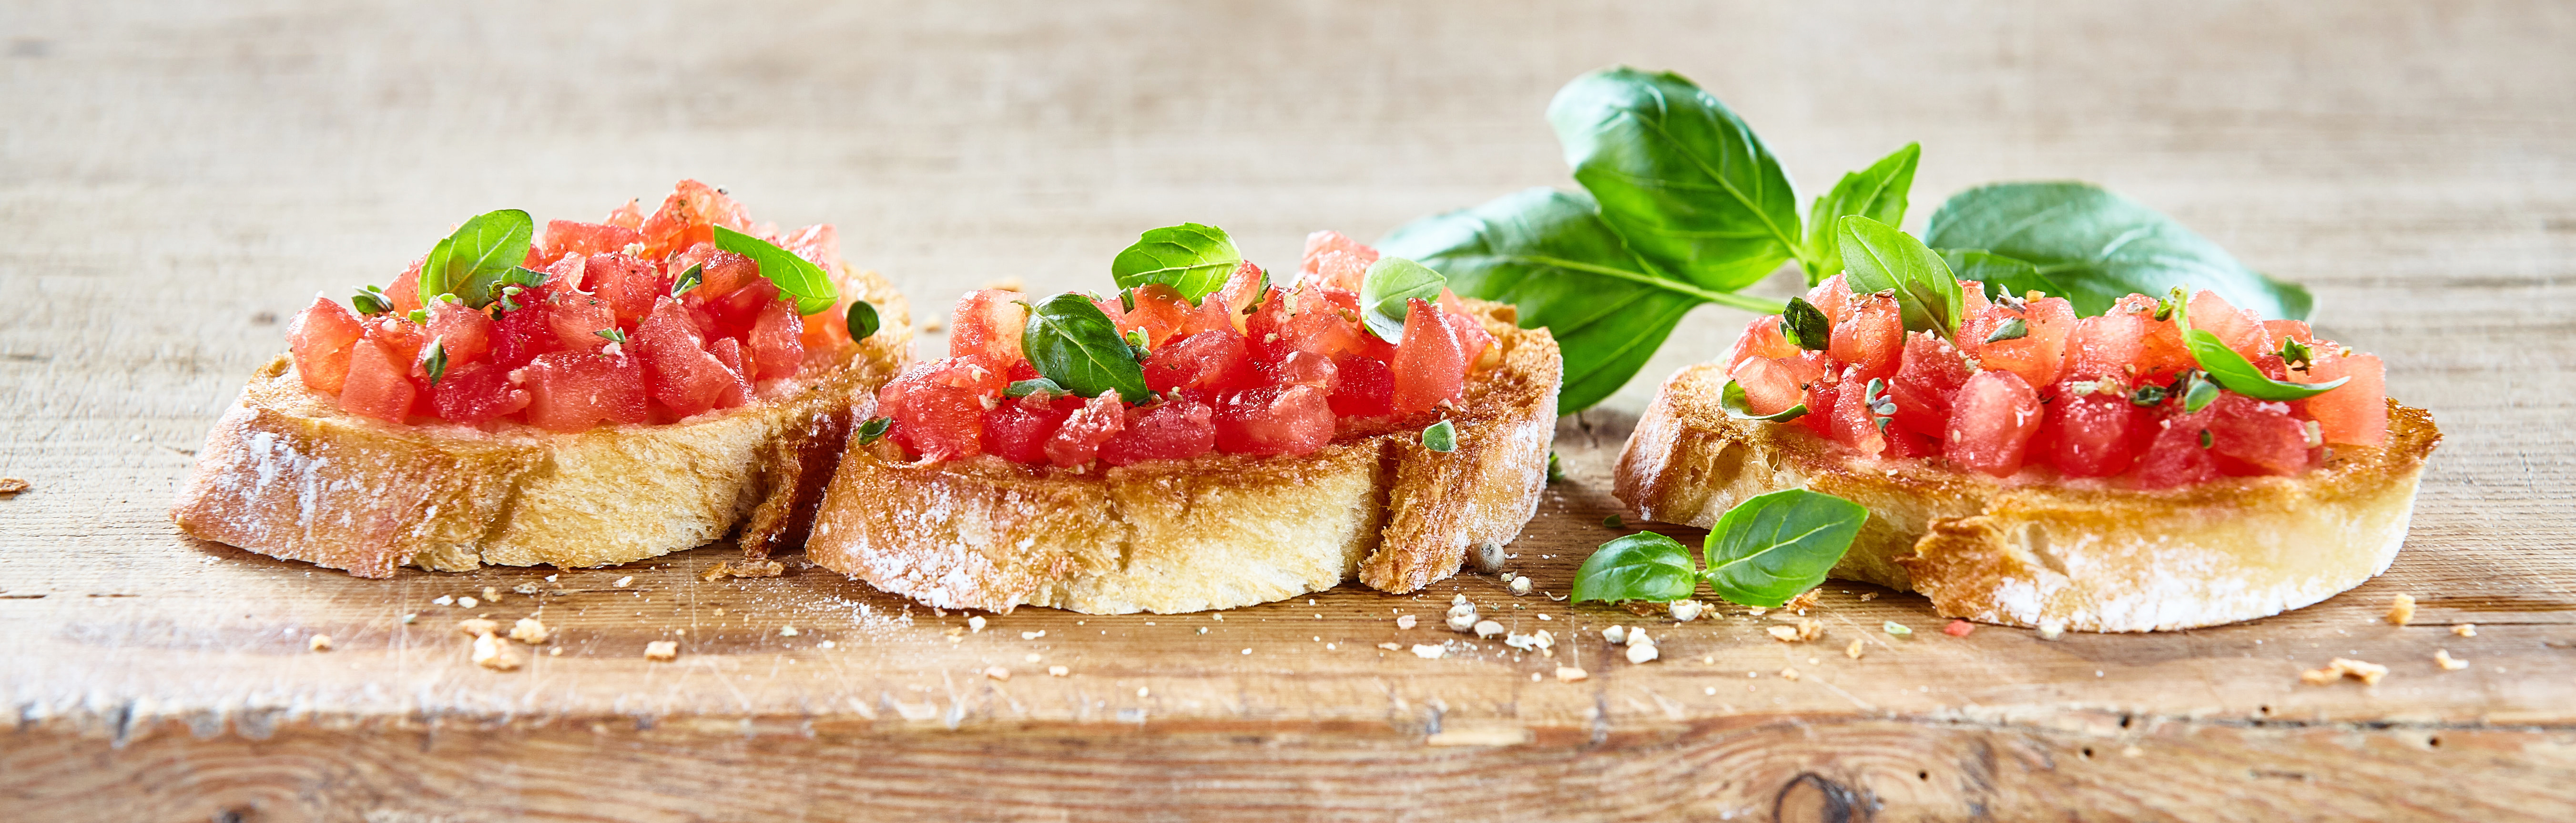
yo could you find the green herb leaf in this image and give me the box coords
[2130,384,2169,407]
[672,263,704,298]
[2278,338,2315,371]
[1604,514,1624,528]
[2186,329,2348,401]
[407,308,428,324]
[1021,292,1149,400]
[1110,223,1242,302]
[417,209,536,309]
[1421,420,1457,453]
[1781,297,1832,351]
[351,290,392,315]
[1004,377,1064,399]
[453,266,547,311]
[1940,249,2066,304]
[1358,257,1447,342]
[1883,621,1913,637]
[1925,182,2311,319]
[712,226,838,315]
[2180,370,2220,412]
[1801,142,1921,282]
[846,300,880,341]
[595,328,626,344]
[856,417,892,445]
[2200,428,2214,449]
[421,339,448,387]
[1719,379,1809,422]
[1699,489,1867,608]
[1380,188,1782,412]
[1570,531,1699,604]
[1984,317,2029,344]
[1549,67,1801,292]
[1546,451,1565,483]
[1836,216,1965,339]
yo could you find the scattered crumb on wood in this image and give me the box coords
[701,559,785,581]
[2301,657,2388,686]
[644,641,678,661]
[307,634,332,652]
[471,634,520,671]
[1784,589,1821,612]
[1555,667,1588,682]
[0,478,29,495]
[2385,593,2415,625]
[1395,615,1417,630]
[1845,638,1864,659]
[483,586,501,603]
[779,625,799,637]
[1048,665,1070,677]
[1767,626,1800,643]
[983,667,1011,681]
[1411,644,1446,659]
[2453,623,2477,638]
[1857,592,1878,602]
[968,616,987,632]
[456,618,500,638]
[613,576,634,588]
[508,617,550,645]
[1767,618,1822,643]
[2435,649,2468,671]
[1943,620,1976,638]
[457,596,478,608]
[1376,642,1402,651]
[1780,667,1800,681]
[1021,630,1046,640]
[1626,643,1659,664]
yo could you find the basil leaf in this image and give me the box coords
[1801,142,1921,282]
[1984,318,2028,344]
[1570,531,1699,604]
[1357,257,1446,342]
[1699,489,1867,608]
[1548,67,1801,292]
[2186,329,2348,401]
[1421,420,1457,453]
[1110,223,1241,302]
[672,263,704,298]
[713,225,838,315]
[1924,182,2311,319]
[1379,188,1781,412]
[1836,216,1964,339]
[1939,249,2066,304]
[417,209,535,309]
[846,300,879,340]
[1718,379,1808,422]
[856,417,892,445]
[1781,297,1831,351]
[1020,292,1148,400]
[455,266,547,311]
[421,339,448,387]
[1004,377,1063,398]
[351,290,392,315]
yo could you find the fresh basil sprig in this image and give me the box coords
[1718,380,1808,422]
[846,300,879,341]
[418,209,535,309]
[1837,216,1965,341]
[1549,68,1803,292]
[2179,322,2348,402]
[1924,182,2311,320]
[1802,143,1920,281]
[1110,223,1242,303]
[1357,257,1446,342]
[1571,489,1867,607]
[856,417,892,445]
[1020,292,1149,400]
[1780,297,1831,351]
[713,226,838,315]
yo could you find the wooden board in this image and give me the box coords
[5,1,2574,820]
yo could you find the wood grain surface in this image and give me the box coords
[5,1,2574,821]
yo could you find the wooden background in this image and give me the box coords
[5,1,2574,820]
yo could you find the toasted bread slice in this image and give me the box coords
[170,264,910,578]
[805,300,1559,614]
[1614,362,2442,632]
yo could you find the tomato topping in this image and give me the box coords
[1961,296,2074,390]
[538,220,644,262]
[1100,399,1218,465]
[1827,369,1889,456]
[2135,411,2222,489]
[1302,230,1379,292]
[1390,298,1470,415]
[425,300,494,367]
[1144,330,1255,394]
[1944,370,2042,477]
[1723,315,1799,374]
[949,289,1029,362]
[1887,332,1971,439]
[2043,385,2153,478]
[338,338,417,423]
[289,297,363,394]
[427,361,530,424]
[1728,357,1807,417]
[2295,348,2386,447]
[522,350,647,432]
[637,297,747,418]
[1327,355,1395,418]
[982,394,1074,464]
[1213,385,1334,457]
[1044,391,1128,467]
[1826,293,1904,381]
[637,179,751,258]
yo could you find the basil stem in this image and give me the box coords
[1020,292,1149,400]
[712,226,838,315]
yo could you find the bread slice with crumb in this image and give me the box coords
[1614,362,2441,632]
[170,264,909,578]
[804,300,1559,614]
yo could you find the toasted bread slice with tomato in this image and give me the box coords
[804,300,1558,615]
[1614,362,2441,632]
[170,264,909,578]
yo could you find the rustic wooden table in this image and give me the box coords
[5,2,2572,821]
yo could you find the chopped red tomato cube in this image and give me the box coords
[1145,330,1255,394]
[982,394,1075,464]
[1390,298,1469,415]
[2188,290,2271,360]
[427,361,529,424]
[1962,297,2074,390]
[2205,393,2311,476]
[539,220,645,262]
[746,300,805,380]
[425,301,494,367]
[949,289,1029,363]
[2294,349,2387,447]
[338,338,417,423]
[1827,293,1904,381]
[2043,386,2153,478]
[1327,355,1395,418]
[1728,357,1808,417]
[1887,332,1971,439]
[638,179,752,258]
[1044,391,1128,467]
[2135,412,2222,489]
[289,297,364,394]
[1944,370,2042,477]
[521,350,647,432]
[1100,399,1218,465]
[1723,315,1799,374]
[637,297,746,418]
[1803,275,1853,329]
[1213,385,1334,457]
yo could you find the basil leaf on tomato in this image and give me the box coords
[1021,291,1148,400]
[1110,223,1241,302]
[1357,256,1446,342]
[418,209,535,309]
[1836,215,1964,340]
[1570,531,1699,604]
[2186,329,2347,401]
[1718,380,1808,422]
[713,225,838,315]
[1699,489,1866,608]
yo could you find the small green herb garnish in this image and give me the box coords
[1021,291,1149,400]
[1421,420,1457,453]
[672,263,704,298]
[418,209,536,309]
[595,328,626,344]
[407,309,429,324]
[1883,621,1913,637]
[2278,338,2315,372]
[1781,297,1832,351]
[1004,377,1065,399]
[1110,223,1242,303]
[2199,429,2214,449]
[2180,370,2220,413]
[1718,380,1810,422]
[421,339,448,387]
[1123,328,1149,349]
[846,300,879,341]
[1604,514,1624,529]
[712,226,838,316]
[855,417,893,445]
[2130,384,2169,407]
[1571,489,1867,608]
[1357,257,1447,342]
[1863,378,1897,432]
[2186,330,2346,401]
[352,289,393,315]
[1984,317,2029,344]
[1546,451,1565,483]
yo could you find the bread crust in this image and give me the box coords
[1614,362,2442,632]
[805,301,1560,614]
[170,264,910,578]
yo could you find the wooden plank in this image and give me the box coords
[4,0,2574,820]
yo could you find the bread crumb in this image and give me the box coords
[1784,589,1820,612]
[307,634,332,652]
[643,641,678,661]
[2435,649,2467,671]
[1049,665,1070,677]
[2385,593,2415,625]
[1602,626,1627,644]
[613,576,634,588]
[1024,652,1042,663]
[922,314,946,331]
[401,613,417,624]
[713,607,725,616]
[483,586,501,603]
[1845,638,1864,659]
[2301,657,2388,686]
[1669,600,1706,622]
[457,618,500,638]
[0,477,30,495]
[549,647,561,656]
[779,625,799,637]
[1509,576,1533,596]
[457,596,479,609]
[1377,642,1402,651]
[1022,630,1046,640]
[968,615,987,632]
[432,595,452,606]
[1411,644,1446,659]
[1473,620,1505,638]
[472,635,520,671]
[508,617,550,645]
[1767,626,1801,642]
[1626,643,1659,664]
[2036,620,2065,641]
[1136,687,1149,698]
[1555,667,1589,682]
[1780,667,1800,681]
[1625,628,1652,648]
[2452,623,2477,638]
[1395,615,1418,630]
[511,582,540,596]
[1857,592,1877,602]
[983,667,1011,681]
[1943,620,1975,638]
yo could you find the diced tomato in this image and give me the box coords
[289,297,364,394]
[2063,311,2146,382]
[1826,368,1889,456]
[586,253,668,328]
[539,220,644,262]
[1210,261,1266,327]
[426,361,529,424]
[1885,427,1939,459]
[542,252,589,292]
[982,394,1074,464]
[878,357,1003,461]
[2294,349,2387,447]
[1308,251,1372,293]
[2263,319,2313,346]
[1301,230,1379,288]
[949,289,1029,363]
[387,258,425,314]
[747,299,805,380]
[1802,275,1853,328]
[1145,330,1255,394]
[1728,357,1807,417]
[1282,285,1376,360]
[548,293,618,353]
[489,298,561,371]
[1944,370,2042,477]
[705,337,752,408]
[1887,332,1972,439]
[1446,312,1495,371]
[1112,284,1192,349]
[1827,293,1904,381]
[1262,350,1340,391]
[638,179,752,258]
[1100,399,1218,465]
[1796,375,1842,437]
[1044,391,1128,467]
[425,300,494,367]
[2135,412,2221,489]
[338,338,417,423]
[361,316,428,368]
[2188,290,2271,359]
[1963,297,2075,390]
[522,350,648,432]
[1327,356,1395,417]
[1959,280,1992,319]
[1390,299,1469,415]
[1724,316,1800,373]
[1212,385,1334,457]
[701,277,781,341]
[636,297,743,417]
[604,199,646,230]
[2117,294,2198,382]
[2043,385,2154,478]
[2204,393,2311,476]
